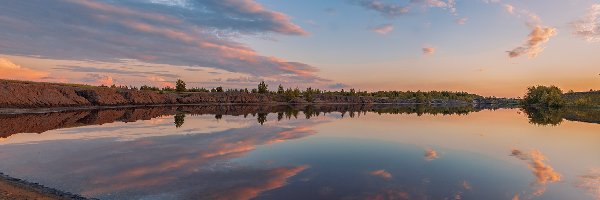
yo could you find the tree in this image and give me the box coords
[258,81,269,93]
[277,84,284,94]
[523,85,565,108]
[175,79,186,92]
[304,87,315,102]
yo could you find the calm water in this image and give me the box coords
[0,105,598,200]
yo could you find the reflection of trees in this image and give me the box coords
[4,105,597,137]
[257,113,268,125]
[523,107,600,125]
[174,113,185,128]
[522,107,564,126]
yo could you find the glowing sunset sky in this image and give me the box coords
[0,0,599,97]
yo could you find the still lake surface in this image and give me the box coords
[0,105,598,200]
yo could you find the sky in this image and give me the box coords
[0,0,599,97]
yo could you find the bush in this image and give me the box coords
[523,86,565,108]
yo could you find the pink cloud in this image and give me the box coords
[0,1,322,85]
[507,26,557,58]
[0,57,48,81]
[455,17,468,25]
[572,4,600,43]
[510,149,562,197]
[422,47,436,55]
[369,169,393,180]
[371,24,394,34]
[424,148,439,160]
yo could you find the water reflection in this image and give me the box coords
[0,105,598,199]
[2,105,596,139]
[576,169,600,200]
[0,104,515,138]
[510,149,562,198]
[522,106,600,125]
[174,113,185,128]
[0,116,323,199]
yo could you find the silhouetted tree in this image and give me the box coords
[176,79,186,92]
[174,113,185,128]
[277,84,285,94]
[304,87,315,102]
[257,113,268,125]
[258,81,269,93]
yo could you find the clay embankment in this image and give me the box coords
[0,80,480,109]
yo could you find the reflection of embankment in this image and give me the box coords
[522,107,600,125]
[1,104,494,138]
[0,107,177,138]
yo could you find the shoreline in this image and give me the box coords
[0,172,93,200]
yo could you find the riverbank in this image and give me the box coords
[0,79,517,109]
[0,173,92,200]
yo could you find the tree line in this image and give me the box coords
[132,79,489,102]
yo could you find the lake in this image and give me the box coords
[0,105,598,200]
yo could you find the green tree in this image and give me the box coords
[304,87,315,102]
[175,79,186,92]
[523,85,565,108]
[258,81,269,93]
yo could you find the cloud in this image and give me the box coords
[0,1,326,83]
[422,47,436,55]
[507,26,557,58]
[571,4,600,43]
[504,4,515,14]
[371,24,394,34]
[455,17,468,25]
[355,0,410,18]
[225,76,263,83]
[424,148,439,160]
[369,169,392,180]
[364,188,410,200]
[484,1,556,58]
[575,168,600,200]
[512,193,520,200]
[85,74,116,86]
[510,149,562,197]
[55,65,179,79]
[0,57,48,80]
[410,0,457,15]
[148,76,174,88]
[461,181,472,190]
[200,165,309,200]
[64,123,318,198]
[354,0,458,18]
